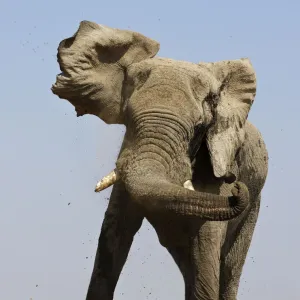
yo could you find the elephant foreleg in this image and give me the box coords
[219,194,261,300]
[168,221,226,300]
[86,182,144,300]
[167,246,193,300]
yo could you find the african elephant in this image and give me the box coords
[51,21,268,300]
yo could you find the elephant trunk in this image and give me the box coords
[117,110,249,221]
[125,171,248,221]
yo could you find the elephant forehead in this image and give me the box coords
[127,57,216,94]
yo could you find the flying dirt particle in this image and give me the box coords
[68,203,71,205]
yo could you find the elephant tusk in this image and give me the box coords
[95,169,120,192]
[183,180,195,191]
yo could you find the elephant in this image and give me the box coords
[51,21,268,300]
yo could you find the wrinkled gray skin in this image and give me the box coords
[51,21,268,300]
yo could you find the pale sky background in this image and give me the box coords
[1,0,299,299]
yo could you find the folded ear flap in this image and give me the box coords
[203,58,256,178]
[51,21,160,124]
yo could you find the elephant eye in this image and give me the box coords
[133,69,151,90]
[205,92,219,110]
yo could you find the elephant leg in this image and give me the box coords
[168,221,227,300]
[86,182,144,300]
[167,246,194,300]
[219,194,261,300]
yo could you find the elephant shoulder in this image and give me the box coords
[236,121,269,197]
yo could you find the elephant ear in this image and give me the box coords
[51,21,160,124]
[203,58,256,178]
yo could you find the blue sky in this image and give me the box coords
[1,0,299,299]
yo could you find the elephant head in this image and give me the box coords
[52,21,256,221]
